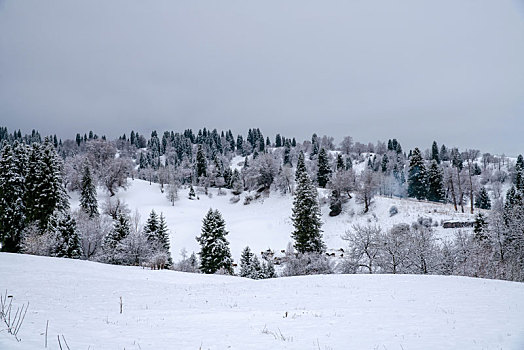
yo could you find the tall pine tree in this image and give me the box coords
[475,187,491,210]
[317,148,331,188]
[0,142,27,252]
[426,160,444,202]
[196,209,233,274]
[80,162,98,217]
[291,168,324,253]
[408,148,427,200]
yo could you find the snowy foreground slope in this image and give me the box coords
[71,178,479,263]
[1,253,523,350]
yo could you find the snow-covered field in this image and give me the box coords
[1,253,523,350]
[70,178,479,263]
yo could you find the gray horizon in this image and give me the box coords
[1,0,523,156]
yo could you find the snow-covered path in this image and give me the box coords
[1,253,523,349]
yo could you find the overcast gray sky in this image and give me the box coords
[1,0,523,155]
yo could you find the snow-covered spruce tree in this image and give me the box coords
[336,153,344,171]
[475,187,491,210]
[103,210,131,264]
[291,167,324,254]
[196,144,207,178]
[196,209,233,274]
[80,161,98,217]
[473,213,489,241]
[48,210,82,259]
[188,184,196,200]
[407,147,427,200]
[294,151,307,183]
[317,148,332,188]
[431,141,440,164]
[0,141,27,252]
[426,160,444,202]
[143,210,159,237]
[146,212,173,268]
[283,139,292,167]
[240,246,255,278]
[25,139,69,228]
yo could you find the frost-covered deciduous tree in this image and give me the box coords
[356,168,377,213]
[377,224,411,274]
[342,225,382,274]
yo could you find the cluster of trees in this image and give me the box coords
[239,246,276,279]
[1,126,522,282]
[0,139,76,256]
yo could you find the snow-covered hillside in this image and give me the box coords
[70,178,480,263]
[1,253,523,350]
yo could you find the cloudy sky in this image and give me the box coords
[1,0,523,155]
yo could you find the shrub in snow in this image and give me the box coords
[282,252,333,276]
[21,223,56,256]
[417,216,433,228]
[229,195,240,204]
[243,195,254,205]
[175,249,200,273]
[149,251,170,270]
[389,205,398,217]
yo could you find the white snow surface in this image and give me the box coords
[70,178,479,263]
[1,253,523,350]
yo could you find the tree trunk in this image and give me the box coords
[449,176,458,212]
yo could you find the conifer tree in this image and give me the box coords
[25,140,69,228]
[407,148,427,200]
[473,213,488,241]
[145,212,173,267]
[283,140,292,166]
[336,153,344,170]
[475,187,491,210]
[440,144,449,161]
[431,141,440,164]
[80,162,98,217]
[381,154,389,173]
[196,145,207,178]
[103,210,131,263]
[196,209,233,274]
[295,151,307,183]
[188,185,196,200]
[261,260,277,278]
[345,156,353,170]
[50,211,82,259]
[275,134,282,147]
[0,142,27,252]
[426,160,444,202]
[317,148,331,188]
[143,210,159,236]
[240,246,255,278]
[291,169,324,253]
